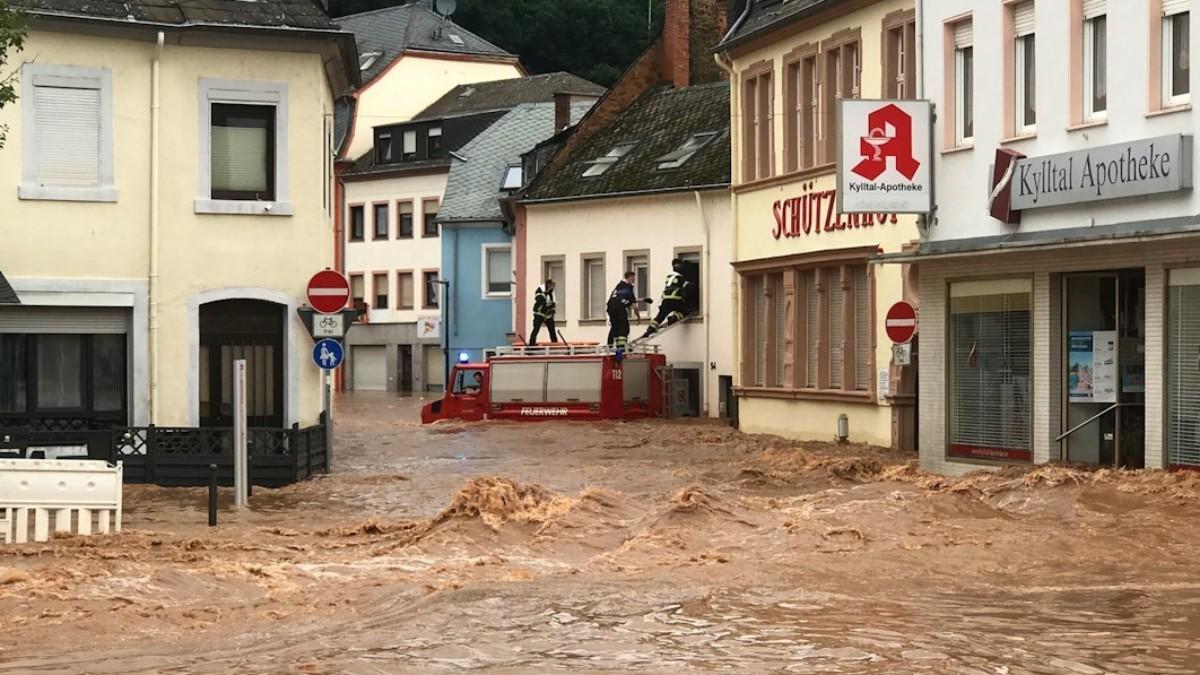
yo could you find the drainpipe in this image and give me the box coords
[693,190,712,417]
[149,31,164,423]
[713,51,740,396]
[916,0,926,99]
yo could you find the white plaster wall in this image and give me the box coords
[925,0,1200,242]
[523,191,733,417]
[344,171,447,325]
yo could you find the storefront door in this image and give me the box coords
[1061,271,1145,468]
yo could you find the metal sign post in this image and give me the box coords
[233,359,248,508]
[324,369,333,472]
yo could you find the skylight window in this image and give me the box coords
[501,165,523,191]
[656,132,718,170]
[448,33,465,45]
[359,51,382,72]
[582,143,636,178]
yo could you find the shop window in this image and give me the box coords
[1168,269,1200,467]
[883,10,917,99]
[947,280,1033,461]
[741,263,872,394]
[0,333,127,423]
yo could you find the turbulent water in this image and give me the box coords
[3,393,1200,673]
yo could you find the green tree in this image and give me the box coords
[0,1,27,149]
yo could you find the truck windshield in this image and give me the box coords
[453,369,485,395]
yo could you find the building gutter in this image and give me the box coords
[149,30,164,423]
[519,183,729,205]
[693,190,712,417]
[712,50,740,398]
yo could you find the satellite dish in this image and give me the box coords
[435,0,456,17]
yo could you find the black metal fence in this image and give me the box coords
[0,415,328,488]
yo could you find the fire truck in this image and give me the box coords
[420,344,668,423]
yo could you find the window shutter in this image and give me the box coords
[805,271,819,388]
[953,20,973,49]
[772,273,787,387]
[853,266,871,391]
[1163,0,1188,16]
[1082,0,1105,19]
[33,85,101,187]
[828,269,844,389]
[751,276,767,387]
[212,125,268,192]
[1169,271,1200,466]
[1013,1,1035,36]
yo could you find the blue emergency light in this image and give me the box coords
[458,352,470,363]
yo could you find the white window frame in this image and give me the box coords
[195,78,292,216]
[481,243,512,299]
[1083,14,1108,122]
[581,255,606,320]
[20,64,117,203]
[1014,34,1036,135]
[1163,11,1191,108]
[955,44,974,145]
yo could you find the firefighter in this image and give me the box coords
[530,279,558,345]
[606,271,648,349]
[642,259,690,338]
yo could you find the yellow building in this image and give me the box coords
[0,0,356,431]
[716,0,919,448]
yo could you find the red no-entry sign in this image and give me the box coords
[307,270,350,314]
[885,301,917,344]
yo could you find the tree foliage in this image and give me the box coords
[331,0,663,87]
[0,0,26,149]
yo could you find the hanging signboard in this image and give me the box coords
[417,316,441,339]
[838,99,933,214]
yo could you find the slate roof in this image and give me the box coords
[11,0,339,31]
[717,0,839,51]
[440,102,592,223]
[0,272,19,305]
[339,0,514,84]
[416,72,606,121]
[523,82,730,203]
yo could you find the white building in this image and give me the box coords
[904,0,1200,473]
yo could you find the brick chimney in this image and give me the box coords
[553,92,572,131]
[661,0,691,88]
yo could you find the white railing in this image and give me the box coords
[0,459,123,544]
[495,343,662,357]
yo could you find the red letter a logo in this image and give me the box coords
[851,104,920,181]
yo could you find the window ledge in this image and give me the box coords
[19,184,118,203]
[1067,120,1107,132]
[1146,104,1192,119]
[578,319,607,326]
[482,293,512,300]
[734,386,875,403]
[194,198,294,216]
[1000,133,1037,145]
[940,144,974,156]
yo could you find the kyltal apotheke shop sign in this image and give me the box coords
[1010,134,1192,210]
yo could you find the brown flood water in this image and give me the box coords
[4,392,1200,673]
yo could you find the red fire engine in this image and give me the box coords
[420,345,667,423]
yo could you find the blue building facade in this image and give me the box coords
[439,224,512,367]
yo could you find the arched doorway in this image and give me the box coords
[198,299,284,427]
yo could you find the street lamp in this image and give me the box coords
[431,277,451,388]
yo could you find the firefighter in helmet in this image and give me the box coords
[607,271,649,349]
[642,259,690,338]
[530,279,558,345]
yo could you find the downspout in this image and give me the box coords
[713,50,739,404]
[916,0,926,99]
[693,190,712,417]
[149,30,164,423]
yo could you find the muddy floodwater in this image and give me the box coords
[4,394,1200,674]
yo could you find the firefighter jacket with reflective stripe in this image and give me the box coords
[533,286,557,318]
[661,272,689,302]
[608,280,637,311]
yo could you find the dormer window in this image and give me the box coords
[402,130,417,160]
[582,143,635,178]
[377,132,392,163]
[501,165,523,191]
[359,51,382,72]
[428,126,444,157]
[656,132,717,170]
